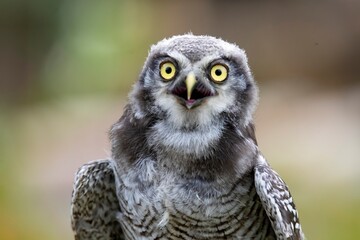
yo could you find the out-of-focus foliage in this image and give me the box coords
[0,0,359,239]
[40,1,155,98]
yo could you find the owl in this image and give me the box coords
[71,34,305,240]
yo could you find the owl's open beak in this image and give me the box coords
[170,72,215,109]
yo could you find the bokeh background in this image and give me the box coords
[1,0,359,239]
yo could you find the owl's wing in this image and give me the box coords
[254,156,305,240]
[71,159,124,240]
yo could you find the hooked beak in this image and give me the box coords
[185,72,197,100]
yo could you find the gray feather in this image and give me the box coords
[71,159,124,240]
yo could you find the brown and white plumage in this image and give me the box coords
[71,34,305,239]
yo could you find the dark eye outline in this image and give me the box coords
[208,62,229,83]
[159,60,178,81]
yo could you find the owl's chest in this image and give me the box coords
[117,172,271,240]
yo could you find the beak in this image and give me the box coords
[170,71,215,109]
[185,72,197,100]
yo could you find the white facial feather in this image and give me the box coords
[151,50,238,126]
[150,119,223,156]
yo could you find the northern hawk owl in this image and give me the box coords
[71,34,305,240]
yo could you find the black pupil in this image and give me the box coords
[215,69,222,76]
[165,66,172,74]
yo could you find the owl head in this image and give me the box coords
[111,34,259,175]
[129,34,258,129]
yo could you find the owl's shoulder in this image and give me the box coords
[254,155,305,239]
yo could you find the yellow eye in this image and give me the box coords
[160,62,176,81]
[210,64,228,82]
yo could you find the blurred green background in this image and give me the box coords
[1,0,359,239]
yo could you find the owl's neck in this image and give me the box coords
[148,115,258,179]
[110,107,258,180]
[149,119,223,157]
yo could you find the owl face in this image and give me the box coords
[130,35,258,128]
